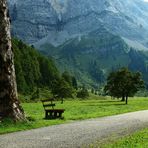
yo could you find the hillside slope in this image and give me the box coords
[13,39,59,94]
[8,0,148,88]
[40,28,148,87]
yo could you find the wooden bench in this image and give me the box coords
[41,98,65,119]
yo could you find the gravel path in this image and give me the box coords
[0,110,148,148]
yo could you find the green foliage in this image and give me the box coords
[31,88,40,101]
[13,39,39,93]
[62,71,73,86]
[129,49,147,73]
[128,48,148,84]
[91,88,95,94]
[89,60,105,83]
[50,71,78,101]
[62,71,78,90]
[38,55,59,88]
[13,38,79,101]
[72,76,78,90]
[104,68,145,104]
[51,78,74,100]
[12,39,59,94]
[77,87,89,99]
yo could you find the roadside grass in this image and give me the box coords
[0,96,148,134]
[102,128,148,148]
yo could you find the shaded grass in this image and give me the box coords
[0,96,148,134]
[102,128,148,148]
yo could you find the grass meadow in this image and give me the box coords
[0,95,148,135]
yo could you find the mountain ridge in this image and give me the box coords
[8,0,148,49]
[8,0,148,87]
[40,27,148,87]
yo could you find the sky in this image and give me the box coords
[144,0,148,2]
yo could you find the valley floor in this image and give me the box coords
[0,96,148,134]
[0,110,148,148]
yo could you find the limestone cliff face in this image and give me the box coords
[8,0,148,48]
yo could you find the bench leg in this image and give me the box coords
[45,111,64,119]
[49,112,53,117]
[45,111,48,119]
[45,111,54,119]
[59,112,62,118]
[54,112,58,118]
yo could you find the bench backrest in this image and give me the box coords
[41,98,55,110]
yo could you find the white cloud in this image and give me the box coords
[144,0,148,2]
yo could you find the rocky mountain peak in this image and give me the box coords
[8,0,148,49]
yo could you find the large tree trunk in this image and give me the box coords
[0,0,25,121]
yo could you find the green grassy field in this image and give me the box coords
[102,128,148,148]
[0,96,148,134]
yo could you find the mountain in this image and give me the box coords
[8,0,148,87]
[8,0,148,49]
[40,27,148,87]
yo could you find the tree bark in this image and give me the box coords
[0,0,25,121]
[125,96,128,105]
[121,95,125,102]
[61,98,64,104]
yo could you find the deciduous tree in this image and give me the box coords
[104,68,144,104]
[51,78,73,103]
